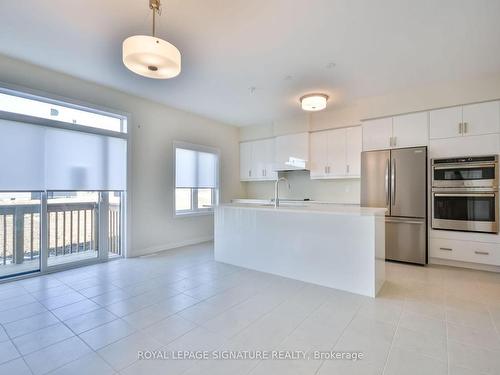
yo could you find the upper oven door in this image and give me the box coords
[432,161,498,188]
[432,191,499,233]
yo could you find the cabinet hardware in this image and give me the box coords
[439,247,453,251]
[393,137,397,147]
[463,122,468,134]
[458,122,463,134]
[346,164,350,174]
[249,170,251,177]
[324,166,327,174]
[389,136,393,147]
[474,251,489,255]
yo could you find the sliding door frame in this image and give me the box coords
[0,82,131,283]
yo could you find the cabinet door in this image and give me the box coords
[274,132,309,170]
[346,126,362,176]
[261,138,277,180]
[392,112,428,148]
[462,101,500,136]
[362,118,392,151]
[309,131,328,178]
[239,142,253,180]
[429,106,462,139]
[251,140,266,179]
[327,128,347,176]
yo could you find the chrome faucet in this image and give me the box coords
[274,177,290,208]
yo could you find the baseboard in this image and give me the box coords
[130,236,214,258]
[429,257,500,273]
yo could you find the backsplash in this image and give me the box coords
[244,170,361,204]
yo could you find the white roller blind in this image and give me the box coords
[175,147,218,188]
[0,119,127,191]
[0,119,45,190]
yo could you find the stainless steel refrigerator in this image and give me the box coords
[361,147,427,264]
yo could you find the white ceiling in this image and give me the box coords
[1,0,500,126]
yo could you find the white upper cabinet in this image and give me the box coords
[328,129,347,177]
[274,132,309,171]
[346,126,362,176]
[430,101,500,139]
[462,101,500,136]
[362,118,393,151]
[239,141,253,180]
[429,106,463,139]
[363,113,428,151]
[310,126,361,179]
[239,138,277,181]
[309,131,328,178]
[392,112,429,148]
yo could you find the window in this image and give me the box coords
[0,86,127,278]
[174,142,219,216]
[0,89,126,133]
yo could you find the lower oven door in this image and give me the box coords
[432,191,499,233]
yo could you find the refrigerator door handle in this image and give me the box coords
[385,159,390,206]
[391,158,396,205]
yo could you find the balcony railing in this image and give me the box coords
[0,201,121,267]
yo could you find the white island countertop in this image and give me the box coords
[221,202,387,216]
[215,202,386,297]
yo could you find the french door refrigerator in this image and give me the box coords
[361,146,427,264]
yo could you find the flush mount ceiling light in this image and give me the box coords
[122,0,181,79]
[300,94,329,111]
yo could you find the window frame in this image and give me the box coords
[0,83,130,283]
[0,84,128,137]
[173,141,220,218]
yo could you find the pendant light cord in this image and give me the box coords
[150,0,161,37]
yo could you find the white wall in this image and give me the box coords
[241,72,500,203]
[245,171,360,204]
[0,54,245,257]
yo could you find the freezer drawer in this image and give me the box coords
[386,217,427,264]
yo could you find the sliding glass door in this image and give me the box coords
[0,192,41,278]
[0,86,127,279]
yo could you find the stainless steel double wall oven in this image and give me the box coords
[432,155,499,233]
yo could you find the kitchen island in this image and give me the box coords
[214,203,387,297]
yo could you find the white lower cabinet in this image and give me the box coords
[430,238,500,266]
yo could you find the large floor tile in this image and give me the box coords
[0,340,20,365]
[48,352,115,375]
[23,336,92,375]
[64,308,118,334]
[13,322,74,355]
[0,358,32,375]
[3,311,59,338]
[384,346,447,375]
[97,331,162,370]
[78,318,136,350]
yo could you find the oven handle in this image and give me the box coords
[434,193,496,198]
[433,163,497,170]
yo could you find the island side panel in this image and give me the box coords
[215,206,384,297]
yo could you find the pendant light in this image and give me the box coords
[122,0,181,79]
[300,94,329,111]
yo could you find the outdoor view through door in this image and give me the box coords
[0,87,127,279]
[174,142,219,216]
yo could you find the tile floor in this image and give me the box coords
[0,242,499,375]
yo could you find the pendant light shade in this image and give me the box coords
[122,0,181,79]
[123,35,181,79]
[300,94,329,111]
